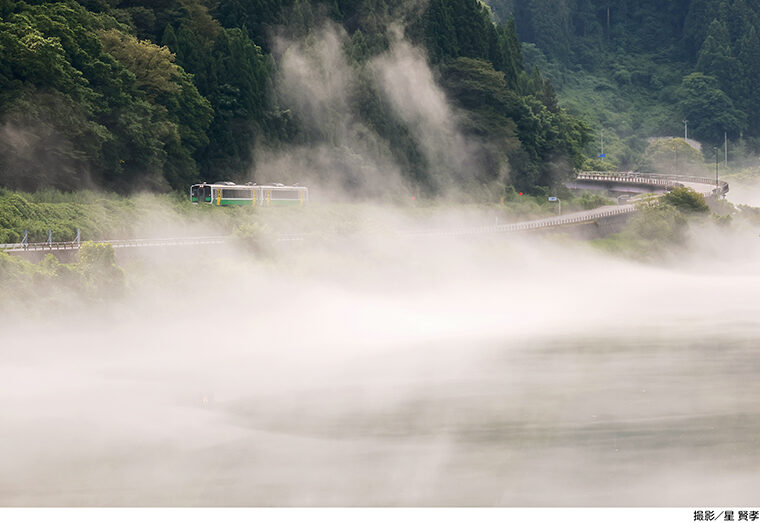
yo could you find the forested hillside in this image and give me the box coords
[0,0,590,196]
[486,0,760,171]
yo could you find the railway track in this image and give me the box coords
[0,172,728,253]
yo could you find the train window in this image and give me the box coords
[191,186,199,198]
[222,189,252,199]
[271,190,301,200]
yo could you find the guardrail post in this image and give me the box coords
[47,230,52,248]
[76,228,81,247]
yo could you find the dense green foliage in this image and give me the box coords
[0,188,136,242]
[0,0,590,196]
[0,242,123,305]
[486,0,760,170]
[644,137,705,174]
[662,186,710,213]
[589,187,760,261]
[591,199,694,261]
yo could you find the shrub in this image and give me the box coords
[76,242,124,298]
[662,187,709,214]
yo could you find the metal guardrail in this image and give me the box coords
[494,204,637,232]
[577,171,729,196]
[1,236,228,252]
[1,241,81,252]
[402,205,636,238]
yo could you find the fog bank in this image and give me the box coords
[2,214,760,506]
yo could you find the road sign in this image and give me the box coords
[548,197,558,202]
[599,153,606,158]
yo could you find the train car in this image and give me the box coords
[190,182,309,207]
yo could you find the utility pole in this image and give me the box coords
[674,146,679,174]
[714,147,719,187]
[601,128,604,158]
[549,197,561,215]
[607,7,610,35]
[724,131,728,168]
[683,120,688,141]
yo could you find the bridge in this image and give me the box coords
[574,171,729,198]
[401,171,727,238]
[401,203,636,238]
[0,172,729,255]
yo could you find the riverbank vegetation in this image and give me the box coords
[0,241,123,310]
[590,187,759,261]
[2,186,757,309]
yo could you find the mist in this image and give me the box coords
[252,18,501,199]
[0,118,94,192]
[253,23,408,198]
[725,177,760,207]
[371,29,495,192]
[2,205,760,506]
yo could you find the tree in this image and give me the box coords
[678,72,745,143]
[736,25,760,134]
[440,57,588,191]
[684,0,717,56]
[644,138,704,174]
[663,187,709,214]
[527,0,572,61]
[696,19,741,100]
[98,29,183,100]
[496,18,523,89]
[422,0,458,63]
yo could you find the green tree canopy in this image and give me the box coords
[678,72,745,143]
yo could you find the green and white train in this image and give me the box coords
[191,182,309,207]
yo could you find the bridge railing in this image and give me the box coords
[577,171,729,196]
[402,204,637,238]
[1,236,229,252]
[1,241,81,252]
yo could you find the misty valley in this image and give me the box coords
[2,0,760,510]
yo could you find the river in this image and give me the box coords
[1,221,759,506]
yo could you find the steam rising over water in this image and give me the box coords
[2,225,760,506]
